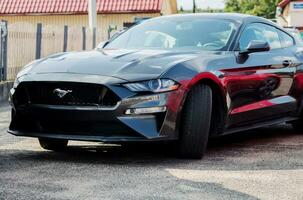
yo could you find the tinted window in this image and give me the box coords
[105,18,237,51]
[239,23,281,51]
[278,30,294,48]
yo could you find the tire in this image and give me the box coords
[38,138,68,151]
[178,84,212,159]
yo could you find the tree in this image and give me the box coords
[225,0,241,13]
[225,0,280,19]
[180,6,184,12]
[193,0,197,13]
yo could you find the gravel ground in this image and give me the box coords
[0,103,303,200]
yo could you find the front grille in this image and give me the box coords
[15,82,120,107]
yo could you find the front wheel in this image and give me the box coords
[38,138,68,151]
[178,84,212,159]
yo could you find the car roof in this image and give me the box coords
[157,13,276,26]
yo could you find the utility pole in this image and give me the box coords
[193,0,196,13]
[88,0,97,30]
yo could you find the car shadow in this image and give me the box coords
[2,125,301,199]
[1,124,303,171]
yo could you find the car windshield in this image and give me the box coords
[104,17,237,51]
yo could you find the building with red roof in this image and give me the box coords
[0,0,176,15]
[0,0,177,40]
[277,0,303,32]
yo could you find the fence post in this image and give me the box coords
[35,23,42,59]
[63,25,68,52]
[82,27,86,51]
[92,27,96,49]
[0,21,3,81]
[0,20,8,81]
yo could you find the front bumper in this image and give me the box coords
[8,78,184,142]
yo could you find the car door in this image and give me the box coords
[225,23,299,127]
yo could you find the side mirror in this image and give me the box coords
[240,40,270,55]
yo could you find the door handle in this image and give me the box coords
[282,60,292,67]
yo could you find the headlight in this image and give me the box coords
[124,79,179,93]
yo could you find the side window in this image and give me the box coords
[261,24,281,49]
[278,30,294,48]
[239,23,282,51]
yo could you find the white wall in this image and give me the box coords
[288,2,303,27]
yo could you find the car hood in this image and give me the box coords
[24,49,199,81]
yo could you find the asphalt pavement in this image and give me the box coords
[0,103,303,200]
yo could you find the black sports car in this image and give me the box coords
[8,14,303,158]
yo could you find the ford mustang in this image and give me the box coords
[8,14,303,158]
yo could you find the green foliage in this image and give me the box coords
[180,6,184,12]
[178,8,224,14]
[225,0,280,19]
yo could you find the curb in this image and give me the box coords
[0,81,13,103]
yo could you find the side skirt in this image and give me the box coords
[220,116,298,136]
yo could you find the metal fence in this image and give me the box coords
[0,20,107,81]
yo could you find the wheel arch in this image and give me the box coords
[182,73,228,136]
